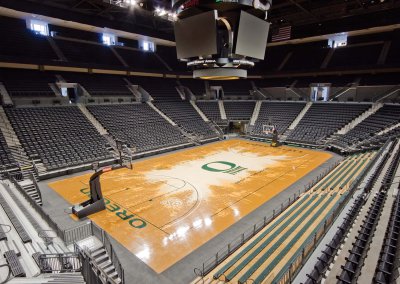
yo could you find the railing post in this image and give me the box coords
[90,221,94,236]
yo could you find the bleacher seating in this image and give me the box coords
[336,104,400,147]
[0,16,57,62]
[116,48,166,71]
[181,79,206,97]
[153,101,218,139]
[87,104,188,152]
[305,145,392,283]
[223,101,255,120]
[4,250,26,277]
[288,103,370,144]
[328,44,382,69]
[305,194,365,284]
[211,80,252,98]
[54,38,122,67]
[133,77,181,101]
[352,125,400,151]
[5,106,112,171]
[251,45,292,73]
[374,193,400,283]
[204,153,370,284]
[0,131,17,169]
[196,101,225,124]
[0,192,31,243]
[251,102,306,136]
[62,72,132,97]
[283,41,329,71]
[0,69,56,98]
[156,45,187,72]
[337,191,386,283]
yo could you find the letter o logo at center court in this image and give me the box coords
[201,161,237,172]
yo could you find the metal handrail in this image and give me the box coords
[0,224,11,233]
[76,244,122,284]
[0,264,11,284]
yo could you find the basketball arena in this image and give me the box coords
[0,1,399,284]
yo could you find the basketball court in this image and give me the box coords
[48,139,331,273]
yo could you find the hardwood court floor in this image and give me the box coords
[49,139,331,273]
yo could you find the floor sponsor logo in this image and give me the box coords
[80,188,147,229]
[201,161,247,175]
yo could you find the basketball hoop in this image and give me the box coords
[121,145,134,170]
[262,125,276,136]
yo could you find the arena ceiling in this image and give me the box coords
[0,0,400,40]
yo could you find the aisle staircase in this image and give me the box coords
[76,237,122,284]
[0,107,31,168]
[250,101,262,126]
[0,83,13,105]
[192,101,223,138]
[336,103,383,135]
[77,104,108,135]
[0,107,46,178]
[146,102,177,126]
[287,102,312,131]
[378,122,400,136]
[218,101,227,120]
[191,101,209,122]
[18,178,42,206]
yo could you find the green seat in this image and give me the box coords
[251,193,339,284]
[338,157,369,189]
[234,194,328,282]
[213,194,314,279]
[269,193,349,284]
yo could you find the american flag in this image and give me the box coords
[271,26,292,42]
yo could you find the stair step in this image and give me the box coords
[95,254,109,263]
[91,248,106,258]
[103,265,116,274]
[24,185,36,189]
[99,260,113,269]
[108,271,118,279]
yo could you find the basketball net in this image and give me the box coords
[121,145,134,170]
[262,125,276,135]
